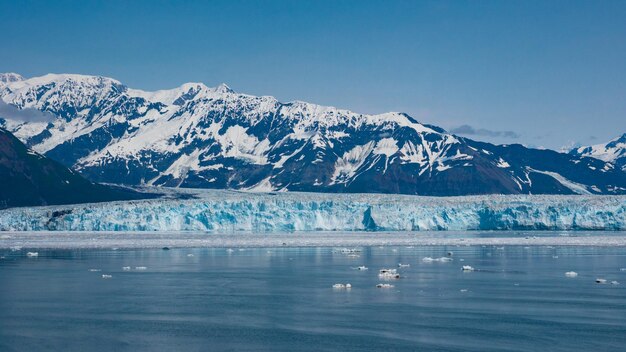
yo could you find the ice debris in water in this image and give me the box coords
[376,283,394,288]
[122,266,131,271]
[88,269,101,272]
[565,271,578,277]
[462,265,475,272]
[398,263,410,268]
[379,269,400,279]
[356,266,368,271]
[611,281,620,285]
[422,257,453,263]
[596,278,607,284]
[187,254,194,257]
[102,274,112,279]
[26,252,38,257]
[135,266,147,270]
[332,283,352,289]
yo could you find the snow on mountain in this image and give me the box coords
[570,134,626,171]
[0,72,624,196]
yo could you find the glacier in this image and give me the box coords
[0,190,624,232]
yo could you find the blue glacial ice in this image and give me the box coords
[0,190,624,232]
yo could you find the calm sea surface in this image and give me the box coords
[1,242,625,351]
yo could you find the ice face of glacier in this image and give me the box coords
[0,190,623,232]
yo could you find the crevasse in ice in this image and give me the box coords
[0,190,624,232]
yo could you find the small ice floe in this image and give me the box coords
[611,281,620,285]
[187,254,194,257]
[340,248,361,254]
[332,283,352,289]
[565,271,578,278]
[596,278,607,284]
[347,254,360,258]
[459,258,465,262]
[26,252,39,257]
[376,283,394,289]
[422,257,452,263]
[496,247,505,250]
[88,269,101,272]
[102,274,112,279]
[398,263,410,268]
[620,268,626,272]
[379,269,400,279]
[356,266,368,271]
[460,289,468,293]
[122,266,131,271]
[238,248,245,252]
[111,247,119,251]
[135,266,147,270]
[462,265,475,272]
[226,248,235,253]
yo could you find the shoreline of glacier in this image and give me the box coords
[0,190,624,232]
[2,231,626,249]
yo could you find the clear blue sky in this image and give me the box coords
[1,0,625,149]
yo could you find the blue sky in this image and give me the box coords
[1,0,625,149]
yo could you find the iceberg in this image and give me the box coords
[0,189,624,232]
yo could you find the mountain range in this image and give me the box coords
[0,72,624,196]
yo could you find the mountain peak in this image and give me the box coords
[215,83,234,94]
[0,73,24,84]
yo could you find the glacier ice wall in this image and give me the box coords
[0,190,624,232]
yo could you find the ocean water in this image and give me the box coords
[1,243,625,351]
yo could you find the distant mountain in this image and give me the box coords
[0,127,151,208]
[0,72,624,196]
[570,134,626,172]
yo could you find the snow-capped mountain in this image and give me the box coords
[570,134,626,172]
[0,72,624,196]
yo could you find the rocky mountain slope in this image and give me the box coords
[0,127,151,208]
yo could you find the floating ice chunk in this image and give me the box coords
[596,278,607,284]
[565,271,578,277]
[332,283,352,289]
[102,274,112,279]
[398,263,410,268]
[462,265,475,271]
[88,268,101,272]
[620,268,626,272]
[460,289,468,292]
[339,248,361,254]
[376,283,394,288]
[422,257,452,263]
[122,266,131,271]
[347,254,360,258]
[552,255,559,259]
[379,268,400,279]
[611,281,620,285]
[356,266,368,271]
[187,254,194,257]
[135,266,147,270]
[226,249,235,253]
[346,283,352,289]
[26,252,38,257]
